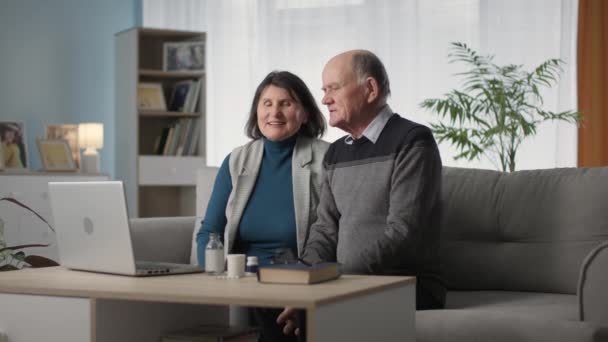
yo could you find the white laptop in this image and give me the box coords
[48,181,203,276]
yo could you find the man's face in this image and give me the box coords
[321,55,367,132]
[256,85,307,141]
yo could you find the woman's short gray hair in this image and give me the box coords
[352,50,391,100]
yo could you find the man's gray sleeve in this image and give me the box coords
[300,167,339,264]
[344,143,442,274]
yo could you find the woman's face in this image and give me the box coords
[3,129,15,143]
[256,85,307,141]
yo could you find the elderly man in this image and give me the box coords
[278,50,445,337]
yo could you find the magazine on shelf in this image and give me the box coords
[169,81,192,112]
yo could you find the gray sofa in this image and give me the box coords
[129,166,608,341]
[417,167,608,341]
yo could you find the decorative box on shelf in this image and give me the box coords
[138,155,206,186]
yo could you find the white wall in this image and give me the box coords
[143,0,580,171]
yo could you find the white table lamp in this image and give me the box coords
[78,123,103,173]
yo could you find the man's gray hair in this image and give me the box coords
[352,50,391,100]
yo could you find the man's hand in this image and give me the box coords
[277,307,300,336]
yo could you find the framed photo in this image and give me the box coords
[0,143,4,170]
[37,139,76,171]
[137,83,167,111]
[46,124,80,169]
[163,41,205,72]
[0,121,28,169]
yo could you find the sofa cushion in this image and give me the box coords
[130,216,195,264]
[440,167,608,293]
[417,308,608,342]
[441,240,602,294]
[445,291,577,319]
[441,167,502,241]
[190,217,203,265]
[417,290,608,342]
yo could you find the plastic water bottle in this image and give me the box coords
[205,232,224,275]
[246,256,259,275]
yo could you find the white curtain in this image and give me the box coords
[143,0,579,170]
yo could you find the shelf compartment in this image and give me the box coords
[139,110,200,117]
[139,69,205,78]
[138,155,206,186]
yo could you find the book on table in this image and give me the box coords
[257,262,341,285]
[161,324,260,342]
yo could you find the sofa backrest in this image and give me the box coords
[130,216,196,264]
[440,166,608,294]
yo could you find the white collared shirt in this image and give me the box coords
[344,105,394,145]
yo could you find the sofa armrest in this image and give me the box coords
[129,216,196,264]
[578,240,608,325]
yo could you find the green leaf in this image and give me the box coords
[421,42,583,172]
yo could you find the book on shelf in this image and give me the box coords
[175,118,192,155]
[185,79,201,113]
[169,80,192,112]
[138,82,167,110]
[169,121,184,155]
[168,79,201,113]
[155,119,200,156]
[161,324,260,342]
[163,123,176,155]
[186,119,200,156]
[162,125,176,155]
[155,127,171,155]
[257,262,341,285]
[180,118,197,156]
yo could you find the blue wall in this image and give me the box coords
[0,0,140,176]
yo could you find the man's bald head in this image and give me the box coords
[333,49,391,102]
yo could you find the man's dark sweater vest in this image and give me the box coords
[304,114,445,307]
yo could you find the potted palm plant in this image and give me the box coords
[0,197,59,271]
[421,42,582,172]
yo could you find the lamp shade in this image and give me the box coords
[78,123,104,150]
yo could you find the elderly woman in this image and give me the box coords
[196,71,328,342]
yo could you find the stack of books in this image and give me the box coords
[153,118,201,156]
[168,79,202,113]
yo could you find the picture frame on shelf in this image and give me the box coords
[45,124,80,169]
[0,143,4,170]
[163,41,205,72]
[137,83,167,111]
[0,121,28,170]
[37,139,77,172]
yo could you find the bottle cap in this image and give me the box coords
[246,256,258,265]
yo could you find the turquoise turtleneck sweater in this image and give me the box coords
[196,136,297,266]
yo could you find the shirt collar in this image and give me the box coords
[344,105,393,145]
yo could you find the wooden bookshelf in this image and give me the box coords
[115,27,207,218]
[139,110,200,118]
[139,69,205,78]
